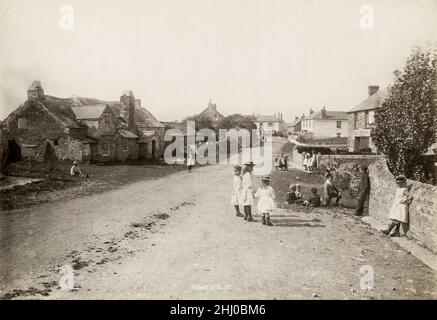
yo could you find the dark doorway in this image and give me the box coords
[7,140,21,163]
[151,140,156,158]
[44,142,58,162]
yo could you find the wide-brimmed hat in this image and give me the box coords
[295,183,301,187]
[243,161,255,166]
[261,176,271,182]
[395,175,407,183]
[73,161,78,165]
[233,164,242,170]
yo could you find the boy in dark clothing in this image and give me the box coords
[324,174,342,206]
[303,188,321,207]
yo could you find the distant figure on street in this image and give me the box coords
[231,165,243,217]
[254,176,275,226]
[323,173,342,206]
[274,158,280,171]
[187,152,195,173]
[70,161,88,179]
[381,175,413,237]
[241,161,255,222]
[354,165,371,216]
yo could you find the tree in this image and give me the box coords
[371,46,437,181]
[216,114,257,131]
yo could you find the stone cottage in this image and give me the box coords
[301,107,348,139]
[197,99,225,123]
[346,85,388,153]
[4,81,165,163]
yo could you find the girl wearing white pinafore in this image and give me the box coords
[381,175,413,237]
[241,163,255,221]
[231,165,243,217]
[255,176,276,226]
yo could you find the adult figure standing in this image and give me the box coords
[355,165,371,216]
[241,161,255,222]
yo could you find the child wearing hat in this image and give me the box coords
[231,165,244,217]
[381,175,413,237]
[254,176,276,226]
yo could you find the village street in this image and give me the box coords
[1,144,436,300]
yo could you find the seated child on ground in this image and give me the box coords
[303,188,321,207]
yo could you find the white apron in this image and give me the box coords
[230,175,242,206]
[241,172,254,206]
[255,186,276,213]
[388,187,411,223]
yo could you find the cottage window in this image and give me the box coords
[268,122,273,126]
[18,117,27,129]
[336,121,342,128]
[364,111,369,126]
[353,114,358,129]
[368,111,375,125]
[103,114,111,125]
[52,139,59,146]
[337,133,341,137]
[213,113,218,120]
[100,141,110,156]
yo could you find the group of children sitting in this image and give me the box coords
[286,184,321,207]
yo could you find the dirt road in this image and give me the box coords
[1,157,436,299]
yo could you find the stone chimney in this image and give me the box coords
[368,85,379,96]
[295,116,299,120]
[208,99,217,111]
[301,113,305,119]
[27,81,45,101]
[309,108,314,114]
[321,106,327,119]
[120,90,136,129]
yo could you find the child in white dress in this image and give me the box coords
[381,175,413,237]
[231,165,243,217]
[255,176,276,226]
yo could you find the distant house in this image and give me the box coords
[287,116,303,136]
[4,81,165,163]
[253,113,286,136]
[346,85,388,153]
[301,107,348,139]
[197,99,225,123]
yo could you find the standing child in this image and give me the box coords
[241,161,256,222]
[255,176,276,226]
[381,175,413,237]
[231,165,244,217]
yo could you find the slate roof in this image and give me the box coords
[119,129,139,139]
[71,106,106,120]
[305,110,348,120]
[347,88,389,113]
[255,115,281,122]
[288,118,302,127]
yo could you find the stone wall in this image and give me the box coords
[369,158,437,254]
[0,124,9,172]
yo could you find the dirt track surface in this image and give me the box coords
[1,160,436,299]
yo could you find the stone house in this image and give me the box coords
[346,85,388,153]
[253,113,286,136]
[4,81,165,163]
[287,116,303,137]
[301,107,348,139]
[197,99,225,123]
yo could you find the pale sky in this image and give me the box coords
[0,0,436,122]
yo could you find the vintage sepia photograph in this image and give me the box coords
[0,0,436,307]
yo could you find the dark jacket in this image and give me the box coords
[358,172,371,195]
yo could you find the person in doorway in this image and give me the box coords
[187,152,195,173]
[231,165,244,217]
[70,161,89,179]
[355,165,371,216]
[255,176,276,226]
[324,173,342,206]
[381,175,413,237]
[241,161,256,222]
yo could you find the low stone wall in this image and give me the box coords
[369,158,437,254]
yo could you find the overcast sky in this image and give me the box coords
[0,0,436,122]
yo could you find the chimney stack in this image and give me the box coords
[368,85,379,96]
[309,108,314,114]
[27,81,45,101]
[208,99,217,111]
[321,106,327,119]
[301,113,305,119]
[120,90,136,130]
